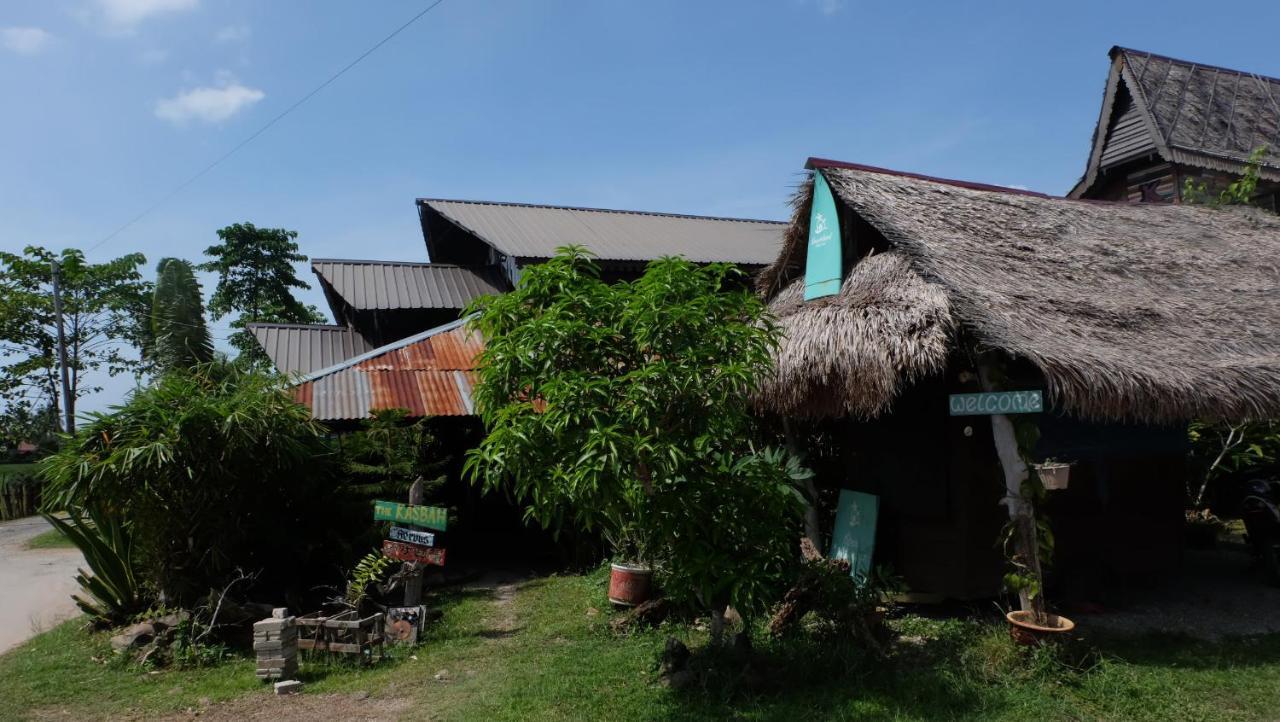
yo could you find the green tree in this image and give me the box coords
[146,258,214,374]
[200,223,324,364]
[465,248,803,638]
[0,247,150,432]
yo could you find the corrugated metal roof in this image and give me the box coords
[311,260,508,311]
[248,323,375,376]
[293,318,482,421]
[419,199,786,264]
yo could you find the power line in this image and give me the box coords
[88,0,450,253]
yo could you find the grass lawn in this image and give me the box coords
[23,526,74,549]
[2,568,1280,721]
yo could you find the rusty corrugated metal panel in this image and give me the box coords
[420,199,786,265]
[294,319,481,421]
[311,260,508,311]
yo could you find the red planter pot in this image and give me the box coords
[608,563,653,606]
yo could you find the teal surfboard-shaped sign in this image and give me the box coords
[804,171,843,300]
[830,490,879,579]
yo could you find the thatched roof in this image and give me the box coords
[1072,47,1280,198]
[757,160,1280,424]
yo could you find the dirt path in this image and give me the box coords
[0,516,83,653]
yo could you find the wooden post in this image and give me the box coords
[402,477,425,607]
[978,365,1046,622]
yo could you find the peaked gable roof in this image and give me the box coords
[1072,47,1280,197]
[312,259,509,312]
[418,198,787,265]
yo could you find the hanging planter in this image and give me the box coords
[1034,461,1072,491]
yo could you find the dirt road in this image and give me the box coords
[0,516,83,653]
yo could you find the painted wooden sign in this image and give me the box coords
[389,526,436,547]
[948,390,1043,416]
[830,490,879,579]
[804,171,843,301]
[382,540,446,566]
[373,500,448,531]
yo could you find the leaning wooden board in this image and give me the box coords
[382,540,446,566]
[373,500,447,531]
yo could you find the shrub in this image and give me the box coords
[40,362,350,608]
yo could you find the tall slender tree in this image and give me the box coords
[147,258,214,374]
[0,247,149,432]
[200,223,325,365]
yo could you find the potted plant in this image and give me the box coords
[605,521,654,607]
[1033,458,1072,491]
[1001,466,1074,644]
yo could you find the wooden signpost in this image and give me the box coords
[373,500,448,531]
[389,526,435,547]
[948,390,1043,416]
[382,540,447,566]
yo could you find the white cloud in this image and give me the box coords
[1,27,52,55]
[155,76,264,125]
[214,24,250,43]
[92,0,199,31]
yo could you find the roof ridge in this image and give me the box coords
[417,198,787,226]
[298,316,474,383]
[247,322,350,330]
[805,158,1055,198]
[311,258,491,269]
[1112,46,1280,88]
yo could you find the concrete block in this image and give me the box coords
[274,680,304,695]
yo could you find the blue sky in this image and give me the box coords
[3,0,1280,413]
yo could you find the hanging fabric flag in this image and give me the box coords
[804,171,843,300]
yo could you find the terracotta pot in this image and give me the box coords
[1035,463,1071,491]
[608,563,653,606]
[1005,610,1075,645]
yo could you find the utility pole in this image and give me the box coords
[50,260,75,435]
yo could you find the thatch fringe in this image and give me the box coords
[757,165,1280,425]
[758,251,952,419]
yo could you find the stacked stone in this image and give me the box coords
[254,610,298,681]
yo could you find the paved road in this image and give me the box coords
[0,516,83,653]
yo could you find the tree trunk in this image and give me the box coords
[979,365,1046,623]
[782,418,822,549]
[709,606,726,646]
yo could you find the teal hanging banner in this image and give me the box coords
[804,171,843,300]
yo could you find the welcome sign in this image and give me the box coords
[803,171,843,300]
[948,390,1044,416]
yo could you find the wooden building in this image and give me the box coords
[1070,46,1280,206]
[756,159,1280,600]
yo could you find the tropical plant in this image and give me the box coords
[465,247,803,639]
[39,362,344,606]
[145,258,214,373]
[200,222,325,364]
[343,551,395,610]
[1182,145,1269,208]
[341,408,449,501]
[0,246,150,432]
[42,502,144,625]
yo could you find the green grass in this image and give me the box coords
[3,569,1280,720]
[23,526,73,549]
